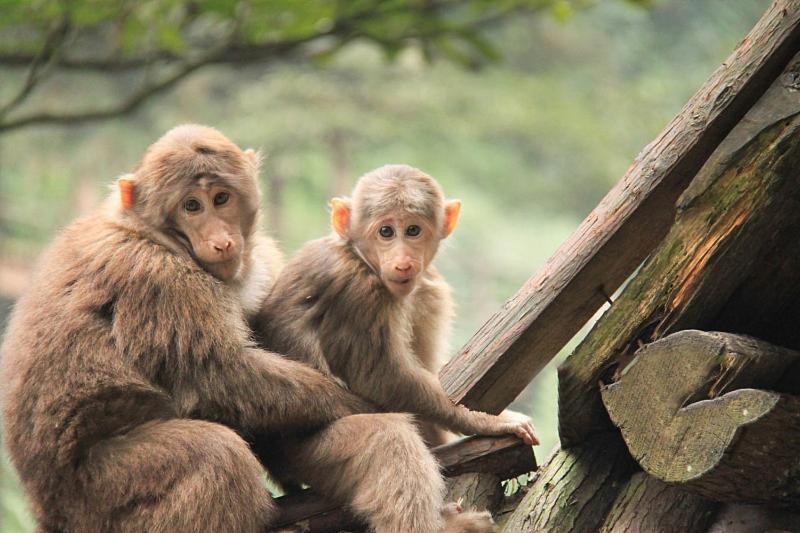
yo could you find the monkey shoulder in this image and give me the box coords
[279,236,368,299]
[237,232,285,317]
[62,215,244,359]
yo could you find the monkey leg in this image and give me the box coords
[418,420,458,448]
[285,413,448,533]
[74,419,274,533]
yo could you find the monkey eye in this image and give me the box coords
[378,225,395,238]
[406,225,421,237]
[184,198,202,213]
[214,192,230,206]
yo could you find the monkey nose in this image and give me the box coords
[213,240,233,254]
[395,263,413,273]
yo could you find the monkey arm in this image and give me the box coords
[363,359,537,445]
[303,338,349,389]
[192,347,372,434]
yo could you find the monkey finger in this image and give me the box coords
[527,423,540,446]
[522,422,539,446]
[512,424,534,446]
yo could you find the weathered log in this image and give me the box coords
[444,473,503,516]
[271,435,535,531]
[493,485,528,530]
[602,330,800,509]
[501,434,636,532]
[559,49,800,446]
[435,434,536,479]
[440,0,800,415]
[599,472,717,533]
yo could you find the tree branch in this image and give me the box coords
[0,59,202,132]
[0,19,71,118]
[0,0,528,131]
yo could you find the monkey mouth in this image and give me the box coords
[385,277,416,294]
[203,257,242,281]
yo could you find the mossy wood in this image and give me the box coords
[272,435,535,531]
[559,48,800,446]
[600,472,717,533]
[603,330,800,508]
[440,0,800,416]
[500,434,636,532]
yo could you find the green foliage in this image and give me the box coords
[0,0,646,70]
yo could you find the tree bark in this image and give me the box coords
[600,472,717,533]
[501,434,636,532]
[445,473,503,515]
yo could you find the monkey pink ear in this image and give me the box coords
[244,148,263,174]
[118,175,136,209]
[244,148,260,165]
[443,200,461,237]
[330,197,352,238]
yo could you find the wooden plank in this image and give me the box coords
[436,434,536,479]
[271,435,535,530]
[439,0,800,414]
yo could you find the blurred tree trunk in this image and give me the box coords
[326,129,352,197]
[263,158,286,241]
[0,142,5,238]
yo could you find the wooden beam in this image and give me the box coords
[271,435,535,531]
[439,0,800,414]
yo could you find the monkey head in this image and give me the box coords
[122,124,261,282]
[330,164,460,297]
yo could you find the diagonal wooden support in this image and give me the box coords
[271,435,536,532]
[559,48,800,446]
[439,0,800,414]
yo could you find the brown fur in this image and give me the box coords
[252,165,538,532]
[0,125,379,532]
[254,165,536,447]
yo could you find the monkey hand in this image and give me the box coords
[496,410,539,446]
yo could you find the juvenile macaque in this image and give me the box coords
[254,164,539,450]
[1,128,482,532]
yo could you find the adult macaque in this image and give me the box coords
[0,128,485,533]
[254,164,539,450]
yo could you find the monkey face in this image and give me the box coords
[172,178,246,281]
[329,168,462,299]
[360,214,438,297]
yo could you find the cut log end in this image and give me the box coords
[602,330,800,508]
